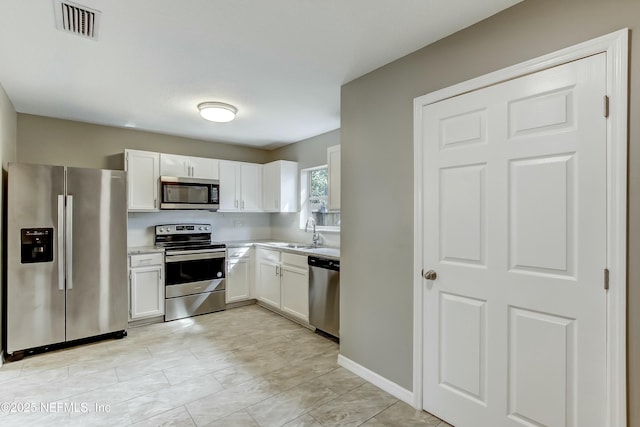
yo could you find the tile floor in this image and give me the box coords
[0,305,452,426]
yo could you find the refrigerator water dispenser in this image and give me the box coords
[20,228,53,263]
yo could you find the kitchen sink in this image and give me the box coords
[263,242,339,257]
[281,243,316,249]
[267,242,317,249]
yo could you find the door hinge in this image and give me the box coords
[604,95,610,118]
[604,268,610,291]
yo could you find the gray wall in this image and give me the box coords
[340,1,640,424]
[15,115,340,246]
[0,82,18,358]
[17,114,270,169]
[268,128,339,169]
[269,129,340,247]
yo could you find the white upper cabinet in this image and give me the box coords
[241,163,262,211]
[327,145,341,211]
[160,153,219,180]
[263,160,298,213]
[219,160,239,210]
[159,153,190,177]
[125,149,159,211]
[189,157,219,180]
[219,160,263,212]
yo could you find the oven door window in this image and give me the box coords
[165,257,225,286]
[163,183,210,204]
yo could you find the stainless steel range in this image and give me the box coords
[155,224,226,321]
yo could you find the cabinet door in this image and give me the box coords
[240,163,263,211]
[227,258,250,303]
[125,149,159,211]
[281,264,309,322]
[279,161,298,213]
[219,160,239,210]
[189,157,220,180]
[130,266,164,320]
[257,260,281,308]
[160,153,190,177]
[327,145,341,211]
[262,161,280,212]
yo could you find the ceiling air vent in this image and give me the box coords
[53,0,101,40]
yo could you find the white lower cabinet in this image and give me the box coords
[281,263,309,322]
[258,260,281,308]
[257,249,281,308]
[129,252,164,320]
[226,247,253,303]
[256,248,309,323]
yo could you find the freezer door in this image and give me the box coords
[65,167,128,341]
[6,163,66,354]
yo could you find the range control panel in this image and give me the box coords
[155,224,211,235]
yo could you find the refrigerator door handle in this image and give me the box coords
[57,195,65,291]
[66,195,73,290]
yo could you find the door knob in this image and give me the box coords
[423,270,437,280]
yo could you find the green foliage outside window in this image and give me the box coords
[307,167,339,227]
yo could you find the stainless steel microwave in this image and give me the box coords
[159,176,220,210]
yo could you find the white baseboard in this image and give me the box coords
[338,354,414,406]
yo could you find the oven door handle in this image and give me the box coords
[165,252,225,262]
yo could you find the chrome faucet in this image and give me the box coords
[305,217,320,246]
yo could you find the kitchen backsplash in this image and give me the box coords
[128,211,271,246]
[269,213,340,248]
[128,211,339,248]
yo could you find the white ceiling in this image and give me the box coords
[0,0,521,148]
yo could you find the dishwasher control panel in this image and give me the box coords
[308,256,340,271]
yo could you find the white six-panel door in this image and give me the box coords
[421,53,607,427]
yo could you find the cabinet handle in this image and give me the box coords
[241,200,245,209]
[235,200,238,208]
[276,265,279,276]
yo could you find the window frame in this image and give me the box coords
[299,165,340,232]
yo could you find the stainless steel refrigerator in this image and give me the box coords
[6,163,128,357]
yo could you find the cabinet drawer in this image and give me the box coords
[257,248,280,263]
[282,252,307,268]
[130,252,164,267]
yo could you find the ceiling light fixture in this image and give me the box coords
[198,102,237,123]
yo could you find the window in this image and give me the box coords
[300,166,340,231]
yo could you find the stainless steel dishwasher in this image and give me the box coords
[308,256,340,339]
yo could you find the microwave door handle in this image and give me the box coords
[57,195,65,291]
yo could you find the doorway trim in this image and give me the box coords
[412,29,628,426]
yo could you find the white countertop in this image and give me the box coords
[127,245,165,255]
[128,241,339,260]
[225,240,340,260]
